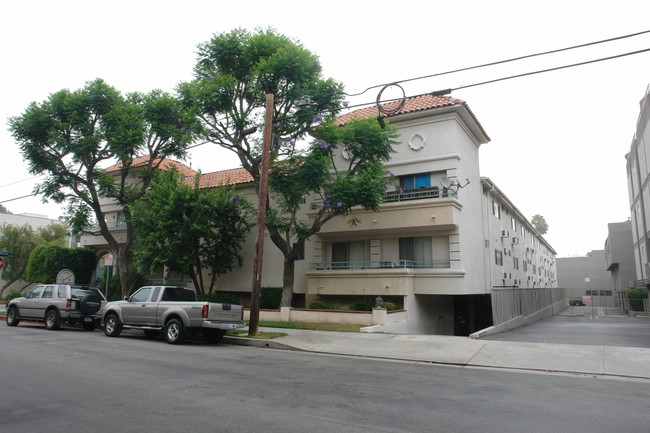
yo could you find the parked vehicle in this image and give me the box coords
[102,286,245,344]
[6,284,106,331]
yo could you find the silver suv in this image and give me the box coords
[6,284,106,331]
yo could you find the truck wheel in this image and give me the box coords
[44,309,61,330]
[6,306,20,326]
[165,318,185,345]
[204,329,225,344]
[82,321,96,331]
[104,313,122,337]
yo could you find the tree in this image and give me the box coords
[531,214,549,235]
[9,79,191,297]
[25,243,96,284]
[0,222,67,294]
[180,28,380,306]
[129,166,254,294]
[0,204,11,214]
[267,117,399,306]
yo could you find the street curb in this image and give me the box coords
[222,335,300,351]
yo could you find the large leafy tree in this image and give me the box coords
[129,166,254,294]
[9,79,191,297]
[179,28,398,306]
[268,118,398,306]
[0,222,68,294]
[531,214,549,235]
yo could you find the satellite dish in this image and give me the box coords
[440,176,454,189]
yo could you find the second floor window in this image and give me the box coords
[400,173,431,190]
[332,241,365,268]
[399,237,432,266]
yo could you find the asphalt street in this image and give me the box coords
[2,323,650,433]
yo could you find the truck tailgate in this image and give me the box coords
[207,303,242,322]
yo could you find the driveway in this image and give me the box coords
[482,307,650,348]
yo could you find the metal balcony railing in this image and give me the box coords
[87,220,128,232]
[309,260,450,270]
[309,187,455,209]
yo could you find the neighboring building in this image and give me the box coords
[81,94,559,335]
[557,250,616,307]
[626,85,650,288]
[605,220,636,305]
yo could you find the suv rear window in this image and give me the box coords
[70,287,105,300]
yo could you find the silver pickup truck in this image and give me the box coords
[102,286,245,344]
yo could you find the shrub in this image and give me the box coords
[2,290,22,303]
[348,299,375,312]
[308,300,340,310]
[197,292,241,305]
[380,301,399,311]
[260,287,282,309]
[26,243,96,284]
[627,289,649,312]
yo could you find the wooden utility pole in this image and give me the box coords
[248,93,274,337]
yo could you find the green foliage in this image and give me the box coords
[0,204,11,214]
[260,287,283,309]
[25,244,96,284]
[9,78,193,296]
[626,289,649,312]
[531,214,549,235]
[2,290,22,303]
[308,300,340,310]
[129,166,254,294]
[197,292,241,305]
[348,299,376,312]
[0,222,68,288]
[379,301,399,311]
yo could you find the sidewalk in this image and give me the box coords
[225,327,650,380]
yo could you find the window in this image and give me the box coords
[514,257,519,270]
[495,250,503,266]
[130,288,151,303]
[523,261,528,272]
[400,173,431,190]
[293,242,305,261]
[42,286,54,298]
[27,286,45,299]
[57,286,66,298]
[399,237,432,267]
[332,241,365,268]
[511,218,516,231]
[492,201,500,218]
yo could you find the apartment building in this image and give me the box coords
[81,94,558,335]
[626,85,650,287]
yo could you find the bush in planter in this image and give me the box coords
[627,289,649,311]
[260,287,282,309]
[380,301,398,311]
[308,300,340,310]
[348,299,375,312]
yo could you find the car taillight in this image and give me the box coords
[66,300,72,310]
[202,304,209,319]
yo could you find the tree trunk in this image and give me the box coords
[280,254,295,307]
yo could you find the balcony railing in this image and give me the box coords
[309,260,450,270]
[309,187,454,209]
[87,220,128,232]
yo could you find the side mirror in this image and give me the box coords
[124,296,130,302]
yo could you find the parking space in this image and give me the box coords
[482,308,650,348]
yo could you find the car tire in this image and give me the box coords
[144,330,159,339]
[79,294,103,315]
[104,313,122,337]
[165,318,185,345]
[44,309,61,330]
[82,321,96,331]
[204,329,225,344]
[6,306,20,326]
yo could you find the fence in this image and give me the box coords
[620,296,649,314]
[491,287,567,326]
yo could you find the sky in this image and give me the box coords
[1,0,649,257]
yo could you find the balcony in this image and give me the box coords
[310,193,461,237]
[309,260,450,270]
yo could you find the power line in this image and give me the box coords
[344,29,650,97]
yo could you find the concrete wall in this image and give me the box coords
[557,250,617,307]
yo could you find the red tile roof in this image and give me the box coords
[335,93,488,139]
[105,156,198,177]
[195,168,254,189]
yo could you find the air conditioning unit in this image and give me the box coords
[512,237,519,245]
[501,230,510,238]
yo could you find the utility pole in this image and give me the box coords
[248,93,274,337]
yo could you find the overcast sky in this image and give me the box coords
[1,0,649,257]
